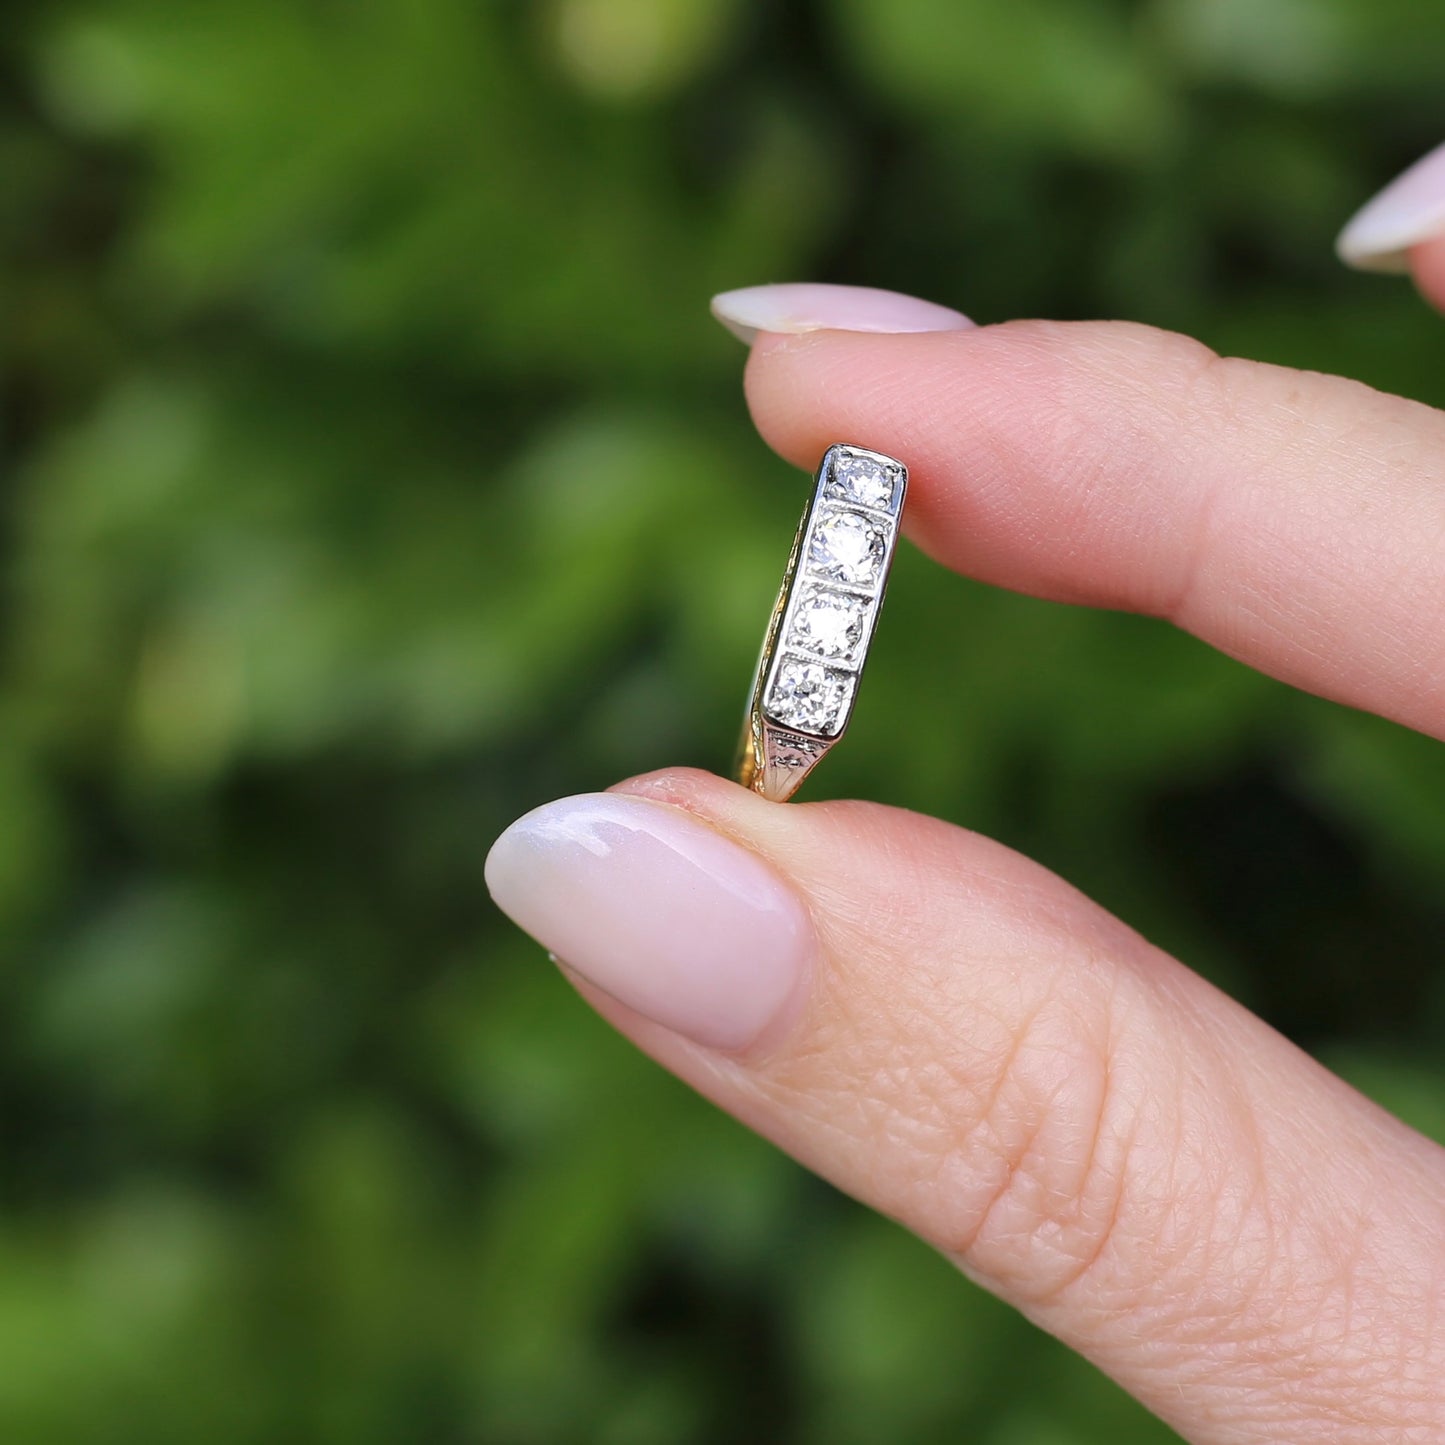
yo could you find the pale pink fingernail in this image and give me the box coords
[710,282,974,346]
[1336,139,1445,274]
[484,793,813,1051]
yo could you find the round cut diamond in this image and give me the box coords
[829,452,897,511]
[809,510,885,586]
[765,659,853,737]
[789,587,867,662]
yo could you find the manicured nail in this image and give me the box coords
[710,282,974,346]
[485,793,813,1050]
[1337,139,1445,274]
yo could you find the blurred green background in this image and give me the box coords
[3,0,1445,1440]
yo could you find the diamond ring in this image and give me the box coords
[736,443,908,802]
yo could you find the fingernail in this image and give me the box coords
[484,793,813,1050]
[1336,139,1445,274]
[710,282,974,346]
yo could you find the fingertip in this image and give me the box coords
[741,330,865,470]
[1409,235,1445,315]
[486,778,816,1053]
[741,325,1000,488]
[607,764,746,811]
[606,765,934,888]
[738,319,1218,598]
[1334,139,1445,274]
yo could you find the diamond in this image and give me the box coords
[788,586,868,663]
[808,510,886,586]
[828,451,898,511]
[765,658,854,737]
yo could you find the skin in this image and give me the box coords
[1412,235,1445,312]
[543,241,1445,1442]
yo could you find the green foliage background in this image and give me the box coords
[3,1,1445,1440]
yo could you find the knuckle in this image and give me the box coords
[926,953,1253,1323]
[934,958,1142,1302]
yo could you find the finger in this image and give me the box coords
[731,310,1445,739]
[1336,138,1445,309]
[486,771,1445,1443]
[1410,235,1445,314]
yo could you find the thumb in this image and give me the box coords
[486,768,1445,1444]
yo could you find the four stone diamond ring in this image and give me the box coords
[736,443,909,802]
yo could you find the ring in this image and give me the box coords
[735,443,909,802]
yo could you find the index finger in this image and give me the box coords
[737,313,1445,739]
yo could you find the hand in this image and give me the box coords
[486,153,1445,1442]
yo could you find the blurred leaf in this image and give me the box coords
[830,0,1179,160]
[541,0,742,103]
